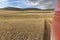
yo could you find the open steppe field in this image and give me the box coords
[0,19,45,40]
[0,10,53,19]
[0,10,53,40]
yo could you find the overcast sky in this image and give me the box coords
[0,0,56,9]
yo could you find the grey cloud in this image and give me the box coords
[28,0,42,2]
[28,0,56,9]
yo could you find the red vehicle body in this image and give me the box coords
[53,0,60,40]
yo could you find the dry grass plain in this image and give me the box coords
[0,10,53,40]
[0,10,53,19]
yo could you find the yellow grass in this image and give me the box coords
[0,10,53,40]
[0,19,45,40]
[0,10,53,19]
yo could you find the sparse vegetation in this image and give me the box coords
[0,10,53,40]
[0,10,53,19]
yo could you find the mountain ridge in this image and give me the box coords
[0,7,54,11]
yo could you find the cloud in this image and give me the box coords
[28,0,44,3]
[0,0,8,8]
[26,2,39,6]
[8,0,56,9]
[26,0,56,9]
[37,6,47,9]
[26,0,43,6]
[0,0,56,9]
[0,0,7,3]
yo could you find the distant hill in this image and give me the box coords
[1,7,22,10]
[0,7,54,11]
[24,8,40,10]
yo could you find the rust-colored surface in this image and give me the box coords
[53,0,60,40]
[53,11,60,40]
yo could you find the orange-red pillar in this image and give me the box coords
[53,0,60,40]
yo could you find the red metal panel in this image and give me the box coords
[55,0,60,11]
[53,0,60,40]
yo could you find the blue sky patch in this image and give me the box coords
[0,0,56,9]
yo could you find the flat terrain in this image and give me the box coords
[0,10,53,40]
[0,19,45,40]
[0,10,53,19]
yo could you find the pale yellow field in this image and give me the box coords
[0,10,53,19]
[0,10,53,40]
